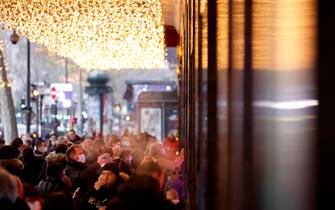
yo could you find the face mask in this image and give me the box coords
[39,147,47,153]
[127,155,133,163]
[27,200,42,210]
[122,141,130,147]
[78,154,86,163]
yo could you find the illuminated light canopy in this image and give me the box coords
[0,0,167,70]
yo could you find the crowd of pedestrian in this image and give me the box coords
[0,129,184,210]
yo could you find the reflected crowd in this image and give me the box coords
[0,130,184,210]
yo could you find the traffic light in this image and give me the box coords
[20,98,26,110]
[31,84,39,98]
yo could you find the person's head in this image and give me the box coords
[148,143,162,157]
[81,138,93,154]
[66,145,86,163]
[99,163,120,186]
[68,130,77,141]
[122,128,129,136]
[136,160,163,187]
[0,145,17,159]
[144,138,159,155]
[117,175,161,200]
[0,167,18,202]
[42,192,73,210]
[91,139,106,156]
[112,141,121,158]
[137,132,152,152]
[22,147,35,162]
[24,139,33,148]
[166,188,179,202]
[45,152,67,169]
[46,163,64,180]
[119,149,132,164]
[109,135,121,147]
[11,138,23,150]
[55,143,68,154]
[49,134,58,145]
[10,138,23,158]
[36,140,48,154]
[60,138,72,148]
[22,134,33,148]
[0,145,16,159]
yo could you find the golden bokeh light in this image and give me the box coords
[0,0,167,70]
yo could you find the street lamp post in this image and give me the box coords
[40,94,44,137]
[26,40,31,134]
[10,32,31,134]
[31,85,39,136]
[35,95,39,135]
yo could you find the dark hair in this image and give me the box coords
[66,145,80,159]
[118,175,161,201]
[10,138,23,150]
[68,129,76,134]
[102,162,120,178]
[0,145,16,159]
[55,143,67,154]
[136,132,152,152]
[46,163,63,179]
[22,147,35,162]
[50,133,57,138]
[119,149,131,159]
[42,192,73,210]
[36,140,47,148]
[91,139,105,154]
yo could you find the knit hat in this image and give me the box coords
[101,162,120,177]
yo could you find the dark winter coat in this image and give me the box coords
[22,157,44,185]
[65,158,100,194]
[0,198,30,210]
[37,177,70,197]
[82,183,119,210]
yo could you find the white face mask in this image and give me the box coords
[78,154,87,163]
[27,200,42,210]
[122,141,130,147]
[39,147,47,153]
[127,155,133,163]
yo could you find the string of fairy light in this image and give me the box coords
[0,0,167,70]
